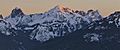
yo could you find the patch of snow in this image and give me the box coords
[118,19,120,25]
[84,33,101,42]
[24,27,34,30]
[109,21,113,24]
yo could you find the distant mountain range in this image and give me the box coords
[0,5,120,50]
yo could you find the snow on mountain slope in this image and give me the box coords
[0,5,120,50]
[83,11,120,42]
[28,5,103,42]
[1,5,102,42]
[87,11,120,30]
[0,20,11,35]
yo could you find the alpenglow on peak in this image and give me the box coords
[48,5,73,13]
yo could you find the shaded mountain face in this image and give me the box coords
[0,14,3,19]
[0,5,120,50]
[10,7,24,18]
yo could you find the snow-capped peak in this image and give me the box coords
[48,5,73,13]
[58,5,73,13]
[10,7,24,18]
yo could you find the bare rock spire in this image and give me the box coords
[0,14,3,19]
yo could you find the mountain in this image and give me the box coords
[87,11,120,30]
[0,5,120,50]
[32,11,120,50]
[2,5,102,42]
[83,11,120,42]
